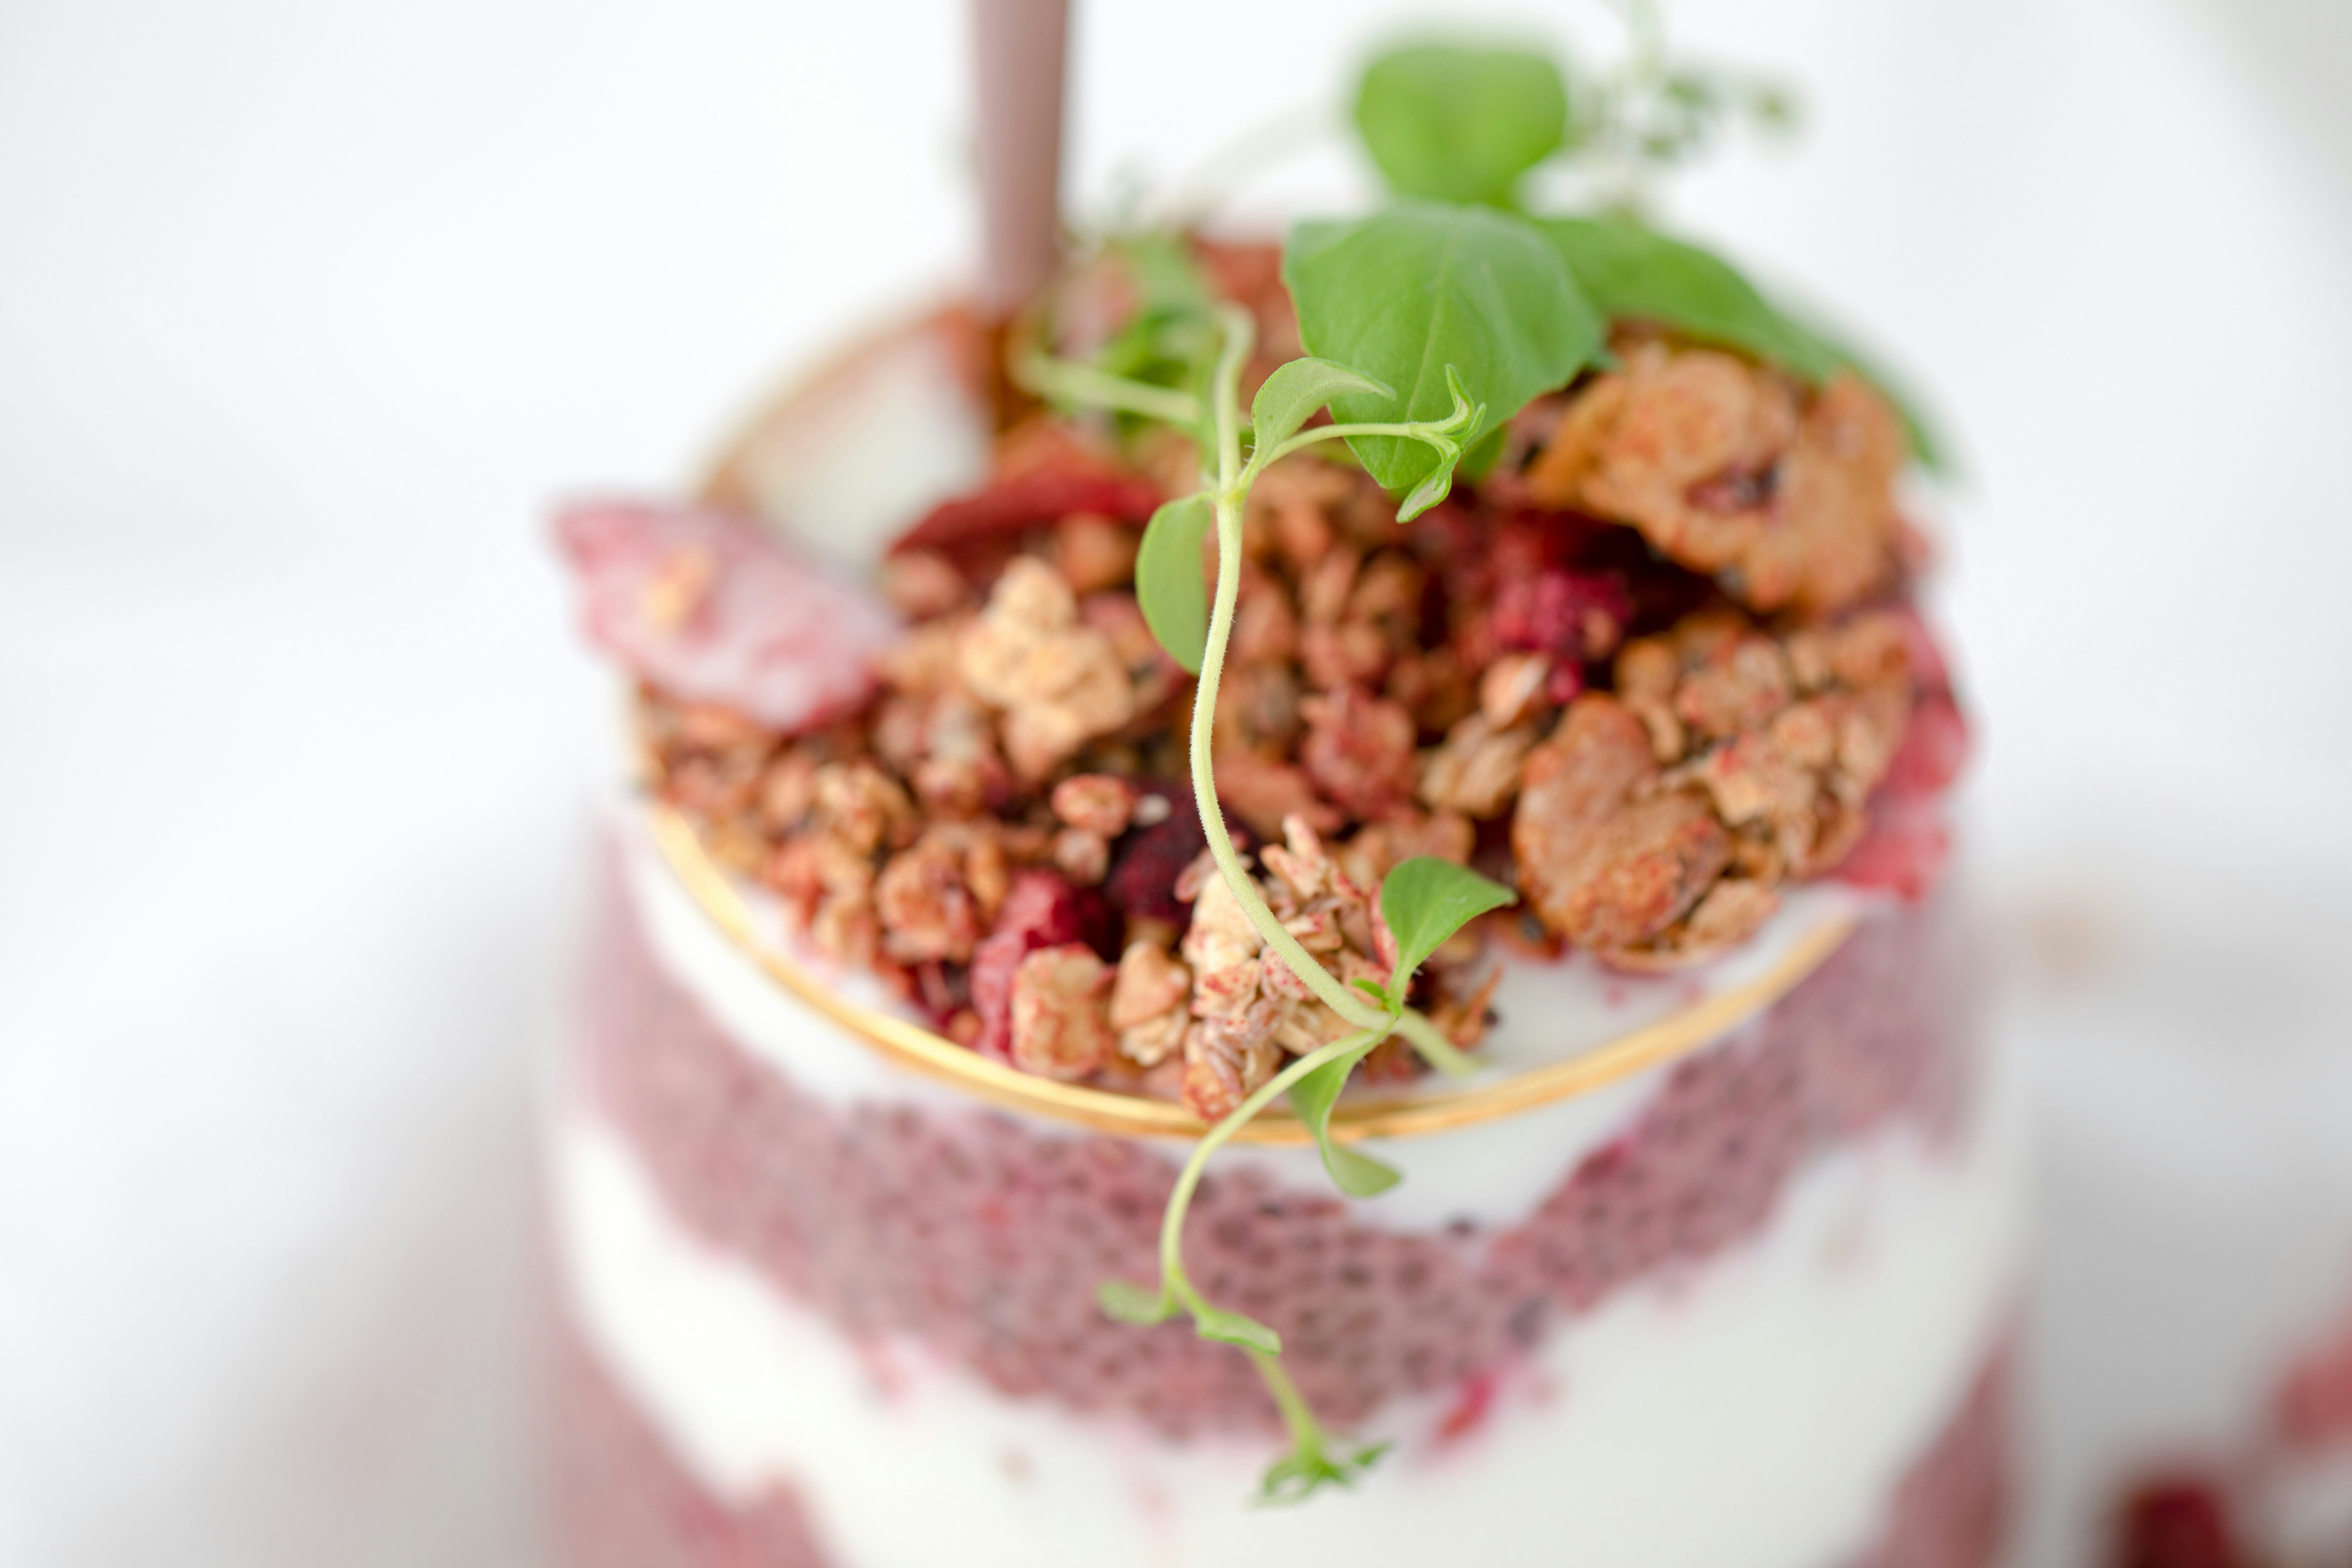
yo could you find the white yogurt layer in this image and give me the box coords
[617,807,1886,1231]
[549,992,2028,1568]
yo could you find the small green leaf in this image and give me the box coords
[1380,856,1518,987]
[1288,1038,1399,1198]
[1194,1307,1282,1354]
[1134,494,1213,674]
[1284,203,1603,500]
[1257,1439,1392,1505]
[1098,1279,1175,1324]
[1249,357,1394,457]
[1353,44,1569,207]
[1350,977,1391,1006]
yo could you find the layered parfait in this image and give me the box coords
[545,33,2023,1568]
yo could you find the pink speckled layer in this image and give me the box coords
[548,1317,833,1568]
[545,1312,2011,1568]
[574,852,1976,1438]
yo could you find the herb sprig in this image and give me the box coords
[1007,17,1941,1505]
[1020,289,1528,1499]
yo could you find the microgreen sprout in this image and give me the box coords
[1005,15,1940,1503]
[1026,297,1521,1501]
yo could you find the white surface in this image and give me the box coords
[550,1042,2026,1568]
[2,2,2349,1566]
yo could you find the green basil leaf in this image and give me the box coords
[1535,215,1819,372]
[1284,202,1603,498]
[1098,1278,1176,1324]
[1772,304,1953,474]
[1134,494,1213,674]
[1353,44,1569,207]
[1249,357,1394,455]
[1288,1038,1398,1198]
[1194,1306,1282,1354]
[1534,215,1947,471]
[1380,856,1518,986]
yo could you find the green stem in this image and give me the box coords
[1186,307,1392,1037]
[1249,1348,1329,1461]
[1012,349,1204,429]
[1393,1008,1479,1078]
[1251,421,1450,473]
[1157,1026,1385,1309]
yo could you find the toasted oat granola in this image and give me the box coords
[600,246,1962,1115]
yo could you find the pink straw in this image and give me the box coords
[970,0,1070,316]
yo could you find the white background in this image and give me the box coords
[2,1,2349,1563]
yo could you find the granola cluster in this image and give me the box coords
[602,267,1961,1118]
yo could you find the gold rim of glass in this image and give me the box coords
[666,308,1856,1144]
[649,803,1855,1145]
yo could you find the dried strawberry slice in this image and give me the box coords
[890,469,1160,556]
[555,500,901,733]
[968,870,1119,1062]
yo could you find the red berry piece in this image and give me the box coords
[554,500,901,733]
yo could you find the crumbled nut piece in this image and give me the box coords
[876,617,969,696]
[1512,696,1731,953]
[1675,634,1793,741]
[875,831,983,963]
[1054,513,1139,595]
[1052,826,1111,886]
[1051,774,1139,837]
[1008,944,1116,1081]
[879,550,967,619]
[1230,574,1301,665]
[1246,456,1358,570]
[1336,811,1475,890]
[757,750,820,830]
[964,833,1009,920]
[1480,652,1554,729]
[1525,338,1901,616]
[1182,1024,1283,1123]
[1214,751,1338,839]
[1419,713,1539,819]
[1608,877,1784,973]
[1300,685,1418,818]
[958,558,1139,779]
[1109,940,1191,1066]
[1168,816,1396,1118]
[812,762,914,854]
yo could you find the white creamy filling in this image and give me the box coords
[618,809,1886,1231]
[550,1018,2027,1568]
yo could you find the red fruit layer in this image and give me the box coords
[544,1304,2010,1568]
[576,848,1978,1438]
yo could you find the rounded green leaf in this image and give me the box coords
[1249,357,1393,455]
[1288,1041,1400,1198]
[1283,203,1603,499]
[1134,494,1213,674]
[1353,44,1569,207]
[1380,856,1518,988]
[1195,1307,1281,1354]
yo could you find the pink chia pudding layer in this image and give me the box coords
[541,811,2023,1567]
